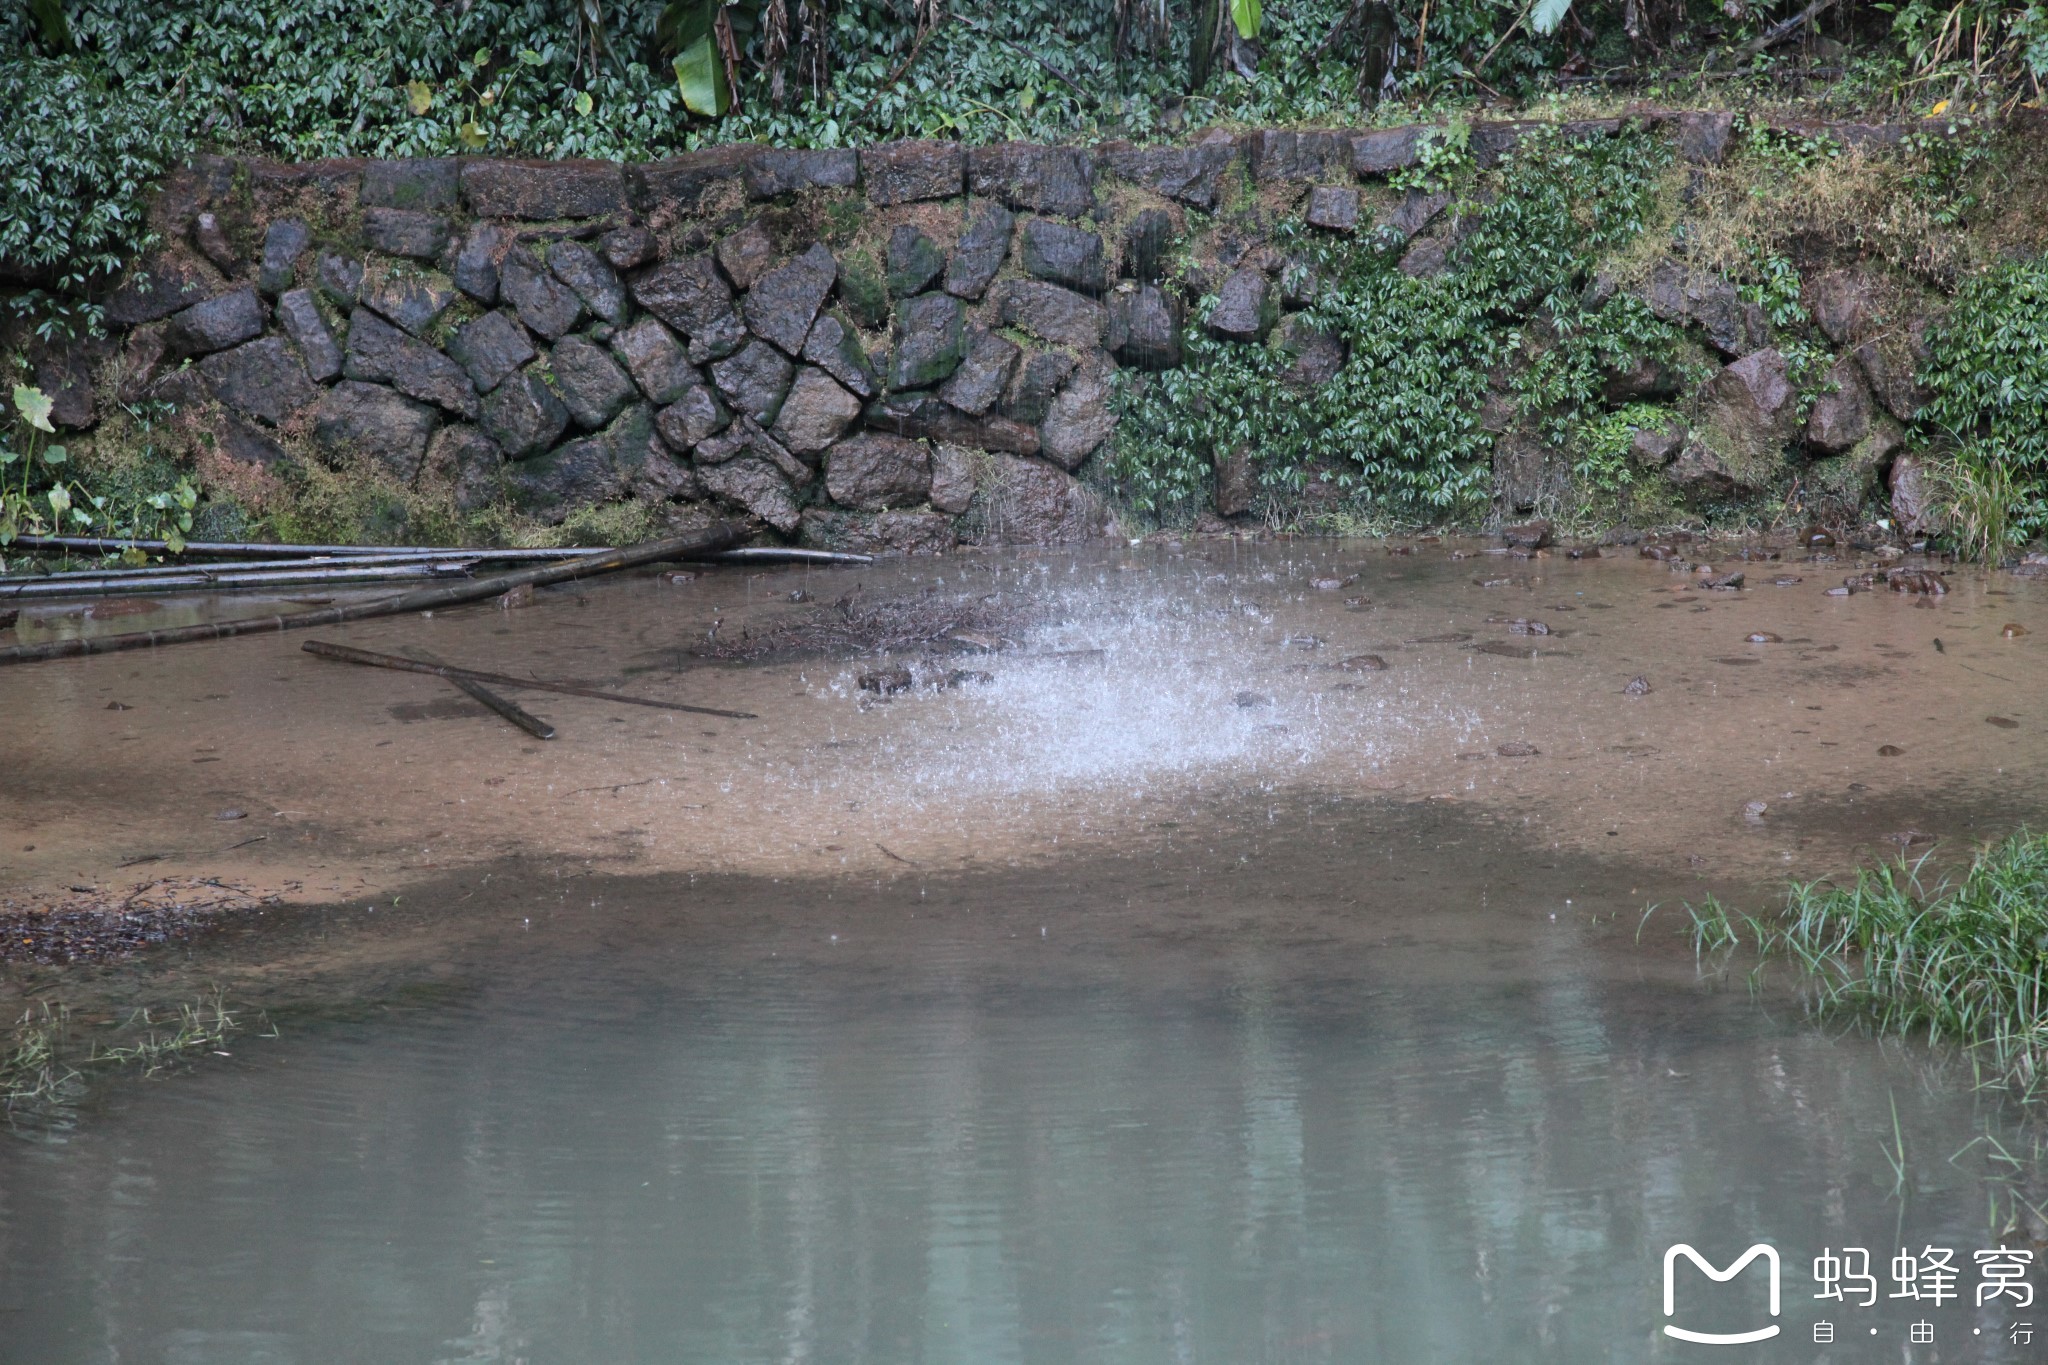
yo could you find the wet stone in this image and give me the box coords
[711,338,796,426]
[452,223,506,304]
[1020,220,1107,294]
[945,205,1015,300]
[743,147,860,199]
[997,280,1105,349]
[1122,208,1173,283]
[311,380,440,480]
[505,421,629,522]
[362,208,452,261]
[1305,185,1360,231]
[480,370,571,459]
[825,432,931,510]
[548,239,629,326]
[890,292,969,390]
[770,366,861,456]
[259,218,311,296]
[499,246,584,340]
[199,337,319,426]
[362,157,460,211]
[550,335,636,430]
[447,311,536,395]
[610,318,696,406]
[1039,350,1117,470]
[190,213,236,273]
[1004,348,1079,425]
[967,142,1095,216]
[361,272,458,338]
[424,424,506,512]
[1109,286,1181,371]
[802,312,878,400]
[859,140,965,206]
[715,222,778,291]
[653,382,730,452]
[598,225,657,273]
[167,288,265,357]
[684,312,748,365]
[928,442,978,514]
[344,310,478,418]
[743,243,838,356]
[275,288,343,383]
[697,456,801,533]
[1207,268,1274,341]
[939,331,1019,418]
[886,225,946,299]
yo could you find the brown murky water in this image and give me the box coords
[4,539,2042,898]
[2,539,2046,1363]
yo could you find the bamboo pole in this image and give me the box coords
[400,646,556,740]
[6,534,872,566]
[302,641,756,719]
[0,524,743,668]
[0,562,482,600]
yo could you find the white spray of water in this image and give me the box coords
[768,576,1485,805]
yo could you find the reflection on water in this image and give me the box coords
[2,801,2040,1364]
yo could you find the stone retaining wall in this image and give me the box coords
[14,107,1967,550]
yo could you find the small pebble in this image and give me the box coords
[1877,744,1905,757]
[1745,632,1782,644]
[2003,623,2028,638]
[105,701,132,711]
[1623,675,1652,696]
[1338,654,1388,672]
[1987,716,2020,729]
[214,809,247,821]
[1496,741,1540,757]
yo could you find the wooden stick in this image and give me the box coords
[0,524,742,668]
[303,641,757,720]
[401,646,556,740]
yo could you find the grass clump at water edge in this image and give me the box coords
[1655,832,2048,1101]
[3,989,262,1117]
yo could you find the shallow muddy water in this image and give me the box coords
[4,539,2048,1362]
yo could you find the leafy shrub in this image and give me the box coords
[0,57,190,334]
[1110,125,1674,523]
[1918,257,2048,544]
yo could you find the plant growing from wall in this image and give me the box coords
[1110,124,1675,525]
[1,387,198,564]
[1918,256,2048,547]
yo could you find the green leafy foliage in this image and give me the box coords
[0,56,190,330]
[1918,257,2048,544]
[1899,116,2002,228]
[1111,125,1675,524]
[1733,240,1808,329]
[1,388,197,559]
[1572,402,1668,498]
